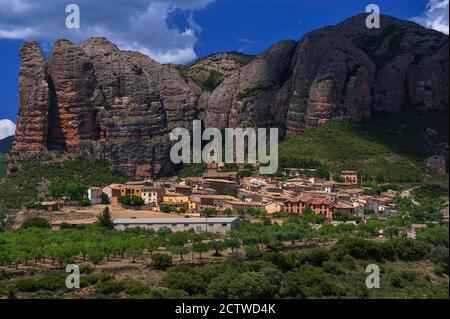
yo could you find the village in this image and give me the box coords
[14,160,447,240]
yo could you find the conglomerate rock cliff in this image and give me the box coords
[11,14,449,177]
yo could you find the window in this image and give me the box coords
[222,224,228,227]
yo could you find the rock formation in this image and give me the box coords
[11,14,449,177]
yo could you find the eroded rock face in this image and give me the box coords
[203,14,448,136]
[11,14,449,176]
[47,40,98,151]
[11,38,200,178]
[12,41,50,157]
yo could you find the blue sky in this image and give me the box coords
[0,0,448,137]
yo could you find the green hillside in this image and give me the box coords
[279,108,449,183]
[0,153,7,178]
[0,158,129,214]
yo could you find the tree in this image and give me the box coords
[208,240,226,256]
[202,207,215,217]
[98,207,114,230]
[119,196,144,207]
[224,208,233,217]
[192,242,209,260]
[302,207,326,224]
[384,226,401,238]
[88,249,105,265]
[21,217,51,229]
[101,193,111,204]
[161,206,176,214]
[244,245,262,260]
[146,237,162,255]
[171,245,190,261]
[224,238,241,253]
[169,232,190,247]
[127,239,145,263]
[151,253,172,270]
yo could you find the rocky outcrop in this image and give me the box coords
[13,41,50,156]
[200,14,448,136]
[11,14,449,177]
[204,40,297,129]
[181,51,254,88]
[11,37,200,178]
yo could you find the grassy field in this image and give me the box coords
[279,108,449,182]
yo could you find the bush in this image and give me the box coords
[12,274,67,293]
[296,248,330,267]
[390,271,417,288]
[21,217,51,229]
[322,260,345,275]
[79,198,92,207]
[80,273,113,288]
[148,288,190,299]
[101,193,111,204]
[429,247,449,272]
[386,239,430,261]
[119,196,145,207]
[334,238,384,261]
[244,245,262,260]
[88,250,105,264]
[281,266,345,298]
[151,253,172,270]
[60,222,74,230]
[79,264,94,274]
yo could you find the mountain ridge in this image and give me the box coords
[9,13,449,178]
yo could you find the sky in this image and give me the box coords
[0,0,448,138]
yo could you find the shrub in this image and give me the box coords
[322,260,345,275]
[334,238,383,261]
[88,250,105,265]
[59,222,74,230]
[148,288,190,299]
[119,196,144,207]
[101,193,111,204]
[387,239,430,261]
[296,248,330,267]
[80,273,113,288]
[390,271,417,289]
[96,280,125,294]
[151,253,172,270]
[79,198,92,207]
[244,245,262,260]
[21,217,51,229]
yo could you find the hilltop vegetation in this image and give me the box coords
[176,51,255,91]
[0,158,129,213]
[279,108,449,182]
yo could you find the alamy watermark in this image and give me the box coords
[365,264,380,289]
[66,264,80,289]
[170,121,279,175]
[366,4,381,29]
[66,4,80,29]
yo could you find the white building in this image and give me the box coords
[114,217,240,234]
[88,187,103,205]
[141,186,165,207]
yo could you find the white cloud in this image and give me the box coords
[0,119,16,140]
[412,0,449,34]
[0,0,215,64]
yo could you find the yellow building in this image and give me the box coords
[104,182,163,205]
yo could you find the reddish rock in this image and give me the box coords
[12,41,50,157]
